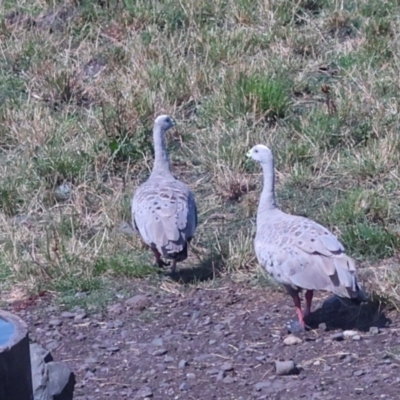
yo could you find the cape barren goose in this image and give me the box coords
[247,144,366,332]
[132,115,197,273]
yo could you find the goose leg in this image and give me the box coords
[288,293,306,333]
[303,290,314,318]
[171,260,177,275]
[151,248,170,268]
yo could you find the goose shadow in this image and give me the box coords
[306,296,392,332]
[167,254,223,284]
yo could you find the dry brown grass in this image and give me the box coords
[0,0,400,305]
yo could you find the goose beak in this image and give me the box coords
[246,150,252,158]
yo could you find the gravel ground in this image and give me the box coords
[5,277,400,400]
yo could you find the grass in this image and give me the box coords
[1,0,400,305]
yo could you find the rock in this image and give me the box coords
[283,335,302,346]
[222,376,235,384]
[151,338,164,347]
[47,362,76,400]
[220,362,234,372]
[206,368,219,375]
[369,327,380,335]
[178,360,187,369]
[30,343,54,363]
[254,381,270,391]
[330,332,344,341]
[216,370,225,381]
[209,339,217,345]
[126,295,150,311]
[179,382,191,391]
[186,373,196,379]
[343,330,358,339]
[163,356,174,363]
[152,348,168,356]
[275,360,299,376]
[106,346,120,353]
[318,323,327,331]
[136,386,153,398]
[76,334,86,341]
[49,319,63,327]
[60,312,75,319]
[352,335,361,341]
[353,370,365,377]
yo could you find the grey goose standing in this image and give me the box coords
[132,115,197,273]
[247,144,366,332]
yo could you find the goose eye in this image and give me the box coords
[255,149,258,153]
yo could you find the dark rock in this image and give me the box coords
[47,361,76,400]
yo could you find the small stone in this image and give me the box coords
[206,368,219,375]
[343,330,358,339]
[209,340,217,345]
[179,382,191,391]
[220,362,234,372]
[330,332,344,341]
[313,360,321,366]
[152,348,168,356]
[136,386,153,398]
[106,346,119,353]
[74,313,87,321]
[151,338,164,347]
[216,370,225,381]
[222,376,235,384]
[323,364,332,372]
[126,295,150,311]
[164,356,174,363]
[178,360,187,369]
[49,319,63,327]
[76,334,86,341]
[275,360,299,376]
[283,335,302,346]
[60,312,75,319]
[352,335,361,341]
[256,355,266,361]
[369,327,380,336]
[186,373,196,379]
[353,370,365,377]
[318,323,327,331]
[254,381,270,391]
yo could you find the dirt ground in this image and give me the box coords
[5,274,400,400]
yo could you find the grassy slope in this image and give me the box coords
[0,0,400,303]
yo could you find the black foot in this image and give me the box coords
[154,260,170,269]
[287,320,310,334]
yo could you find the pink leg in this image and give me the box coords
[304,290,313,318]
[292,293,305,328]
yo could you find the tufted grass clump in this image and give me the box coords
[0,0,400,307]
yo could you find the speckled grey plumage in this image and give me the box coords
[247,144,366,330]
[131,115,197,272]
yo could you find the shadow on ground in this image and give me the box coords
[307,296,392,332]
[168,254,223,284]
